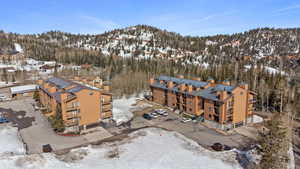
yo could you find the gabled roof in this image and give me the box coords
[46,77,73,89]
[156,75,209,88]
[66,86,88,93]
[212,84,235,92]
[151,76,238,102]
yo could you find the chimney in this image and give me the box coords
[220,91,228,100]
[179,84,186,91]
[103,85,110,91]
[37,79,43,85]
[187,85,193,92]
[48,87,57,93]
[178,75,184,79]
[149,78,155,85]
[207,77,215,84]
[222,80,230,86]
[239,83,249,90]
[193,77,202,81]
[61,93,68,102]
[167,81,174,88]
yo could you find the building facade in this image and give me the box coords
[150,76,256,129]
[37,77,112,133]
[10,85,38,99]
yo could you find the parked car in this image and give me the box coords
[211,143,223,151]
[0,95,7,102]
[155,109,168,116]
[150,112,159,118]
[181,117,192,123]
[0,117,9,123]
[223,145,232,151]
[143,113,152,120]
[192,116,205,122]
[42,144,53,153]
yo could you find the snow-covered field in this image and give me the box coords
[0,126,243,169]
[112,95,152,126]
[112,97,136,125]
[244,65,286,75]
[252,115,263,123]
[0,125,25,155]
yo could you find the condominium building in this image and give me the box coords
[37,77,112,133]
[150,76,256,129]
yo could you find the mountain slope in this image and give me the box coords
[1,25,300,71]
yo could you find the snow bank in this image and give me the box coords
[0,125,25,155]
[252,115,263,123]
[112,97,137,125]
[244,65,286,75]
[288,143,295,169]
[14,43,23,53]
[0,81,15,87]
[0,128,243,169]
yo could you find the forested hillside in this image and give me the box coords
[1,25,300,118]
[1,25,300,73]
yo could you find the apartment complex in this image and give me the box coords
[150,76,256,129]
[37,77,112,133]
[0,53,25,64]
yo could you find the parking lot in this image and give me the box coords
[122,101,254,149]
[0,98,112,154]
[0,92,254,153]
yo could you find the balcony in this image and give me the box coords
[65,113,79,119]
[101,99,112,105]
[64,95,76,103]
[101,111,112,119]
[66,106,79,111]
[248,99,257,104]
[64,120,79,126]
[101,105,112,112]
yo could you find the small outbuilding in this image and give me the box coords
[10,84,38,99]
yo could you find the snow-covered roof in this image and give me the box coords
[10,85,38,94]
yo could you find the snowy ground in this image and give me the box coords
[0,125,25,155]
[0,126,244,169]
[112,95,152,126]
[0,81,16,88]
[252,115,263,123]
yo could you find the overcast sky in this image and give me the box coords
[1,0,300,36]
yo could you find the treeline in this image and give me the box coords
[72,55,299,117]
[1,25,300,71]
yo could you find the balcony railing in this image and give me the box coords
[101,111,112,119]
[64,120,79,126]
[248,99,257,104]
[66,106,79,111]
[65,113,79,119]
[64,95,76,103]
[101,106,112,112]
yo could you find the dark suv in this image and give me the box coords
[143,113,152,120]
